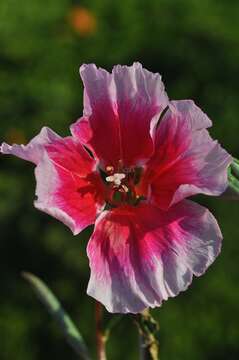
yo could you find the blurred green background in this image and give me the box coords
[0,0,239,359]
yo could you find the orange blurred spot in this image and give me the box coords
[5,128,26,144]
[68,7,97,36]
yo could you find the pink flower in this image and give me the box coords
[1,63,232,313]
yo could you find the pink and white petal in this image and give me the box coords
[2,128,106,234]
[145,100,232,209]
[86,200,222,313]
[35,152,105,235]
[76,63,169,168]
[70,116,93,146]
[112,63,168,137]
[34,154,76,233]
[1,127,60,165]
[170,99,212,130]
[45,136,96,176]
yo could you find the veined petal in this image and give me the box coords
[35,137,105,234]
[45,136,95,176]
[1,128,105,234]
[144,100,232,209]
[86,200,222,313]
[70,116,93,145]
[1,127,60,165]
[71,63,168,168]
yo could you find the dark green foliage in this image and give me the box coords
[0,0,239,359]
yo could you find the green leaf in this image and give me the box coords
[22,272,91,360]
[231,158,239,178]
[227,158,239,199]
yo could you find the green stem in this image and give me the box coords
[135,309,160,360]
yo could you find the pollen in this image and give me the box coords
[106,173,126,186]
[106,165,114,174]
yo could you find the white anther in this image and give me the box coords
[121,184,129,193]
[106,173,126,186]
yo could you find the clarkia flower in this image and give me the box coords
[1,63,232,313]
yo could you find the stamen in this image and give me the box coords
[121,184,129,193]
[106,173,126,186]
[106,165,114,174]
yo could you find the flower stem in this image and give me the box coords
[135,309,160,360]
[95,301,107,360]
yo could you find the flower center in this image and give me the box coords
[101,163,145,207]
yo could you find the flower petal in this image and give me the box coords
[71,63,168,168]
[86,200,222,313]
[35,137,105,234]
[1,128,105,235]
[143,100,232,209]
[1,127,60,164]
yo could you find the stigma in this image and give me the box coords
[106,173,126,186]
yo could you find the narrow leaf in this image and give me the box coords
[22,272,91,360]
